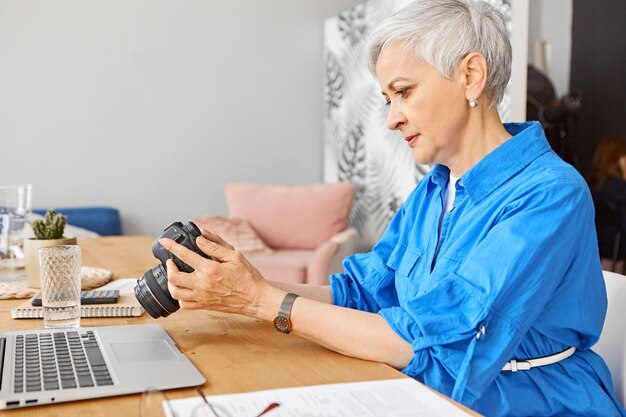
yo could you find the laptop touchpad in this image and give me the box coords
[110,341,177,363]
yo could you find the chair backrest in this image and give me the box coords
[225,182,355,250]
[594,270,626,405]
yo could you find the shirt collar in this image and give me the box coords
[463,121,551,203]
[430,164,450,189]
[428,122,551,203]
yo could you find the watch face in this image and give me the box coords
[273,316,290,333]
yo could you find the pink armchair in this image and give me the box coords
[194,182,357,285]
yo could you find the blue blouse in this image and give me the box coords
[330,122,626,416]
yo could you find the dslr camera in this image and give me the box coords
[134,221,210,318]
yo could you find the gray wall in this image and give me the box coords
[527,0,572,97]
[0,0,363,236]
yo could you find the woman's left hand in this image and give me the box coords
[159,235,270,317]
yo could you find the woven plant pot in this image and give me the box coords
[23,237,78,288]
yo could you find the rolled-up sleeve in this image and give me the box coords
[378,306,422,343]
[329,203,407,312]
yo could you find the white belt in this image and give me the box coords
[501,347,576,372]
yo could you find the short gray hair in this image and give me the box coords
[366,0,512,106]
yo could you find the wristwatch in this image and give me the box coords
[273,292,299,334]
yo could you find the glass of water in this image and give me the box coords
[38,245,81,329]
[0,184,32,282]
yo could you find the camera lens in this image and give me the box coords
[134,264,180,318]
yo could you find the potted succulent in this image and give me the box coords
[24,209,77,288]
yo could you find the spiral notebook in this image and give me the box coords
[11,293,145,319]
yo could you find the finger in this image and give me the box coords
[195,235,234,262]
[167,280,196,301]
[179,300,201,310]
[165,259,193,290]
[165,258,180,273]
[200,227,234,250]
[159,237,213,270]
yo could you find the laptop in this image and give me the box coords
[0,324,205,409]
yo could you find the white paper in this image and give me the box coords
[166,378,472,417]
[96,277,138,293]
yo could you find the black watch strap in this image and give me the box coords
[273,293,299,334]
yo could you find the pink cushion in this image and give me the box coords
[193,216,273,254]
[225,182,355,250]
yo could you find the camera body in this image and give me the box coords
[134,221,210,318]
[152,221,204,274]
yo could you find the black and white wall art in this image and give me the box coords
[323,0,512,249]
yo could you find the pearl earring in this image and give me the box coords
[468,98,478,108]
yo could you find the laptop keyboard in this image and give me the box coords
[13,330,114,393]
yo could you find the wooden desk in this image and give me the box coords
[0,236,478,416]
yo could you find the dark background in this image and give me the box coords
[566,0,626,176]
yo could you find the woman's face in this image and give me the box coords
[376,42,469,166]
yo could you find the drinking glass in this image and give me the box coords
[38,245,81,328]
[0,184,33,282]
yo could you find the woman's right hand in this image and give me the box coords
[160,234,280,320]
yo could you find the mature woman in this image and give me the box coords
[588,137,626,263]
[160,1,625,415]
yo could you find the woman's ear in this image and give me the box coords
[459,52,488,102]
